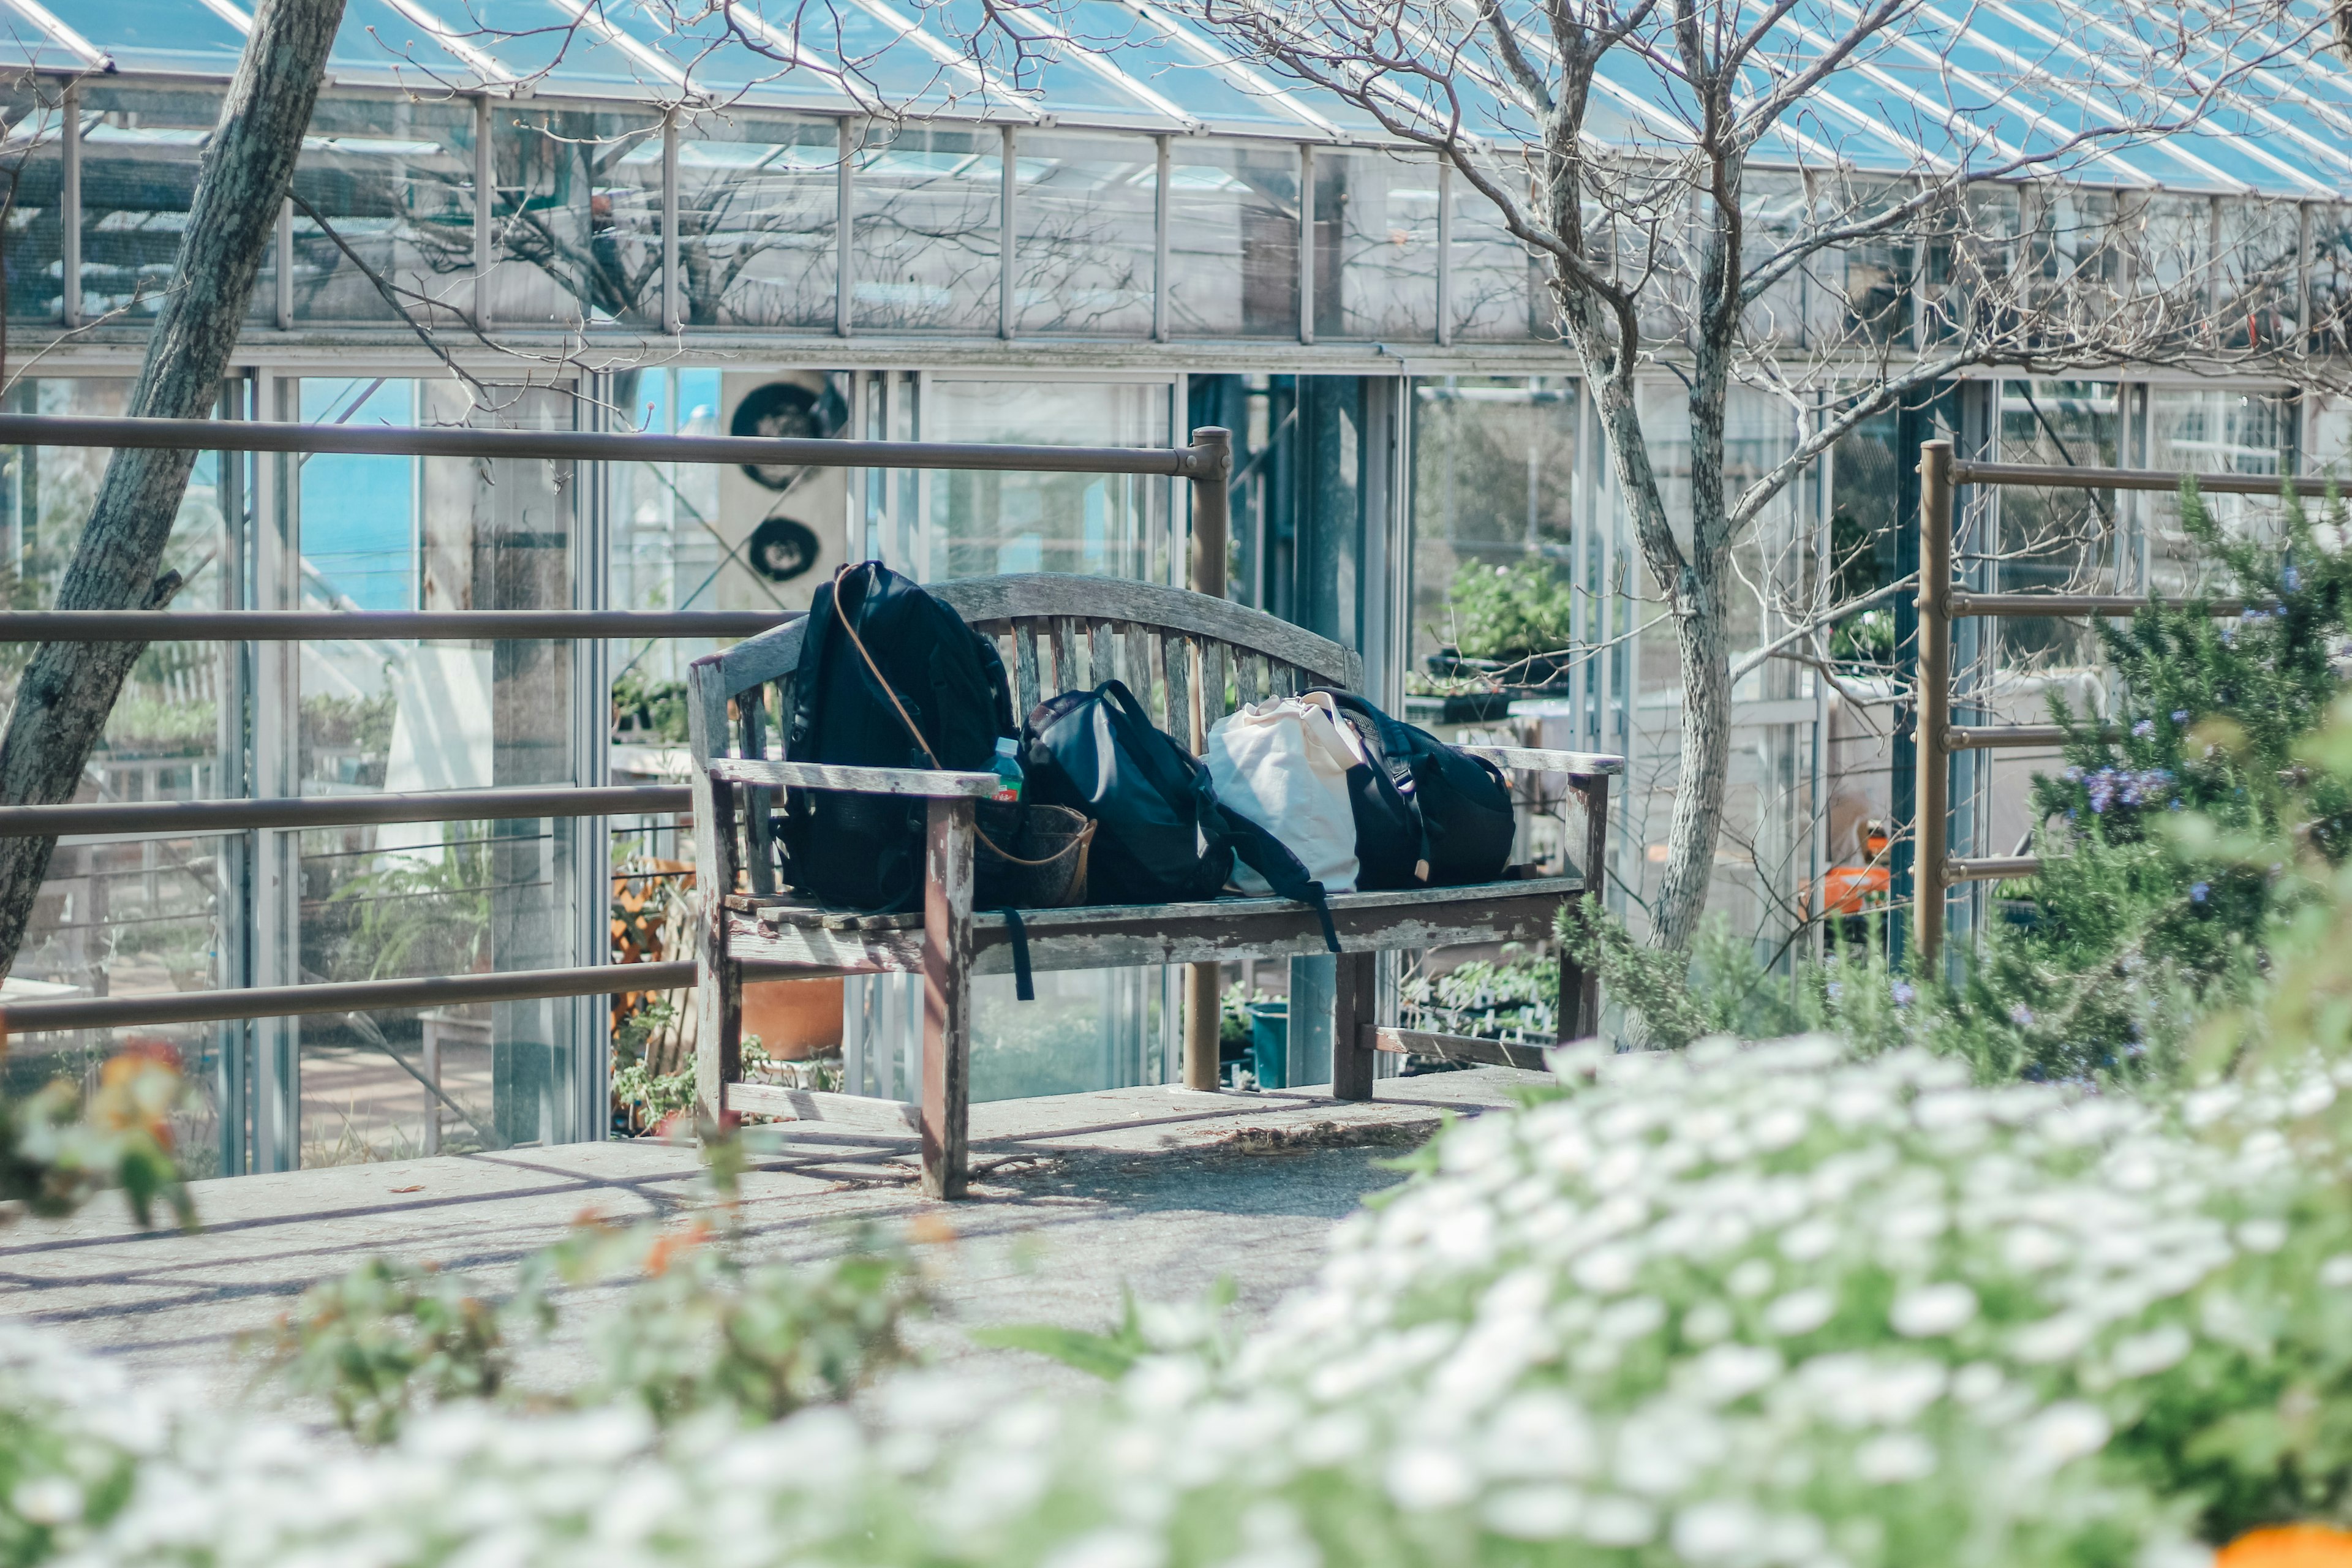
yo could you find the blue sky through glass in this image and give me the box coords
[298,378,415,612]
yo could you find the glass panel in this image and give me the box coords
[290,377,586,1156]
[852,124,1002,333]
[915,378,1174,581]
[1450,179,1546,341]
[78,85,224,324]
[1407,376,1577,679]
[58,0,249,75]
[280,93,475,326]
[671,113,838,330]
[1166,143,1297,338]
[1313,149,1437,341]
[486,106,663,328]
[1012,131,1155,337]
[1993,379,2122,671]
[2145,386,2293,597]
[2,80,68,323]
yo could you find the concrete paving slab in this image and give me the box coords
[0,1067,1540,1411]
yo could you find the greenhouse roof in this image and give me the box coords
[9,0,2352,198]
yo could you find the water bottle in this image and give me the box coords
[990,736,1024,802]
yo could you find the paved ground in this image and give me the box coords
[0,1068,1536,1411]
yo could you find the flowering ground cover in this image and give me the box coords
[8,1024,2352,1568]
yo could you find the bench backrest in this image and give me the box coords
[688,572,1363,894]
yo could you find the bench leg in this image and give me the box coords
[921,797,975,1199]
[1559,775,1611,1042]
[693,773,744,1128]
[1331,950,1376,1101]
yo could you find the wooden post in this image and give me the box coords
[1915,439,1953,964]
[687,663,743,1126]
[1184,427,1233,1093]
[921,796,975,1198]
[1558,773,1610,1041]
[1331,949,1376,1100]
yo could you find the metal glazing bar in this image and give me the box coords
[1950,460,2339,498]
[0,961,698,1036]
[0,785,690,838]
[1950,592,2250,618]
[1435,157,1453,347]
[0,414,1211,477]
[999,123,1016,341]
[1945,855,2040,884]
[59,78,78,330]
[274,198,293,329]
[474,92,494,330]
[1297,143,1314,346]
[837,116,856,337]
[662,108,682,335]
[0,610,791,640]
[1152,134,1171,344]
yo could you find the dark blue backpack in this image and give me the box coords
[1313,689,1516,889]
[1022,679,1340,951]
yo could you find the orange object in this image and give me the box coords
[1817,864,1890,917]
[2218,1526,2352,1568]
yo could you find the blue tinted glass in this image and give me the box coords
[299,379,416,612]
[46,0,246,72]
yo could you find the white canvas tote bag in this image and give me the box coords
[1207,690,1365,894]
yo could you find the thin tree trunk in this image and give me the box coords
[1656,557,1731,949]
[0,0,345,976]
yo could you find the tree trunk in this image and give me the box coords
[0,0,345,976]
[1656,556,1732,949]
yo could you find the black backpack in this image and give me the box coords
[776,562,1014,910]
[1312,690,1517,888]
[1023,680,1340,951]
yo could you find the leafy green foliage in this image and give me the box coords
[254,1256,547,1444]
[320,827,494,983]
[1401,946,1562,1041]
[254,1120,927,1439]
[1443,557,1577,662]
[613,670,692,744]
[2,1049,192,1231]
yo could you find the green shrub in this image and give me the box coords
[1444,557,1577,663]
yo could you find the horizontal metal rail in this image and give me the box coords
[1950,592,2249,619]
[1944,856,2042,884]
[0,610,791,641]
[0,960,696,1035]
[0,413,1207,478]
[1951,461,2339,499]
[0,785,692,839]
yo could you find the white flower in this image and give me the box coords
[10,1476,82,1526]
[1383,1447,1477,1511]
[1580,1494,1659,1547]
[1764,1288,1837,1338]
[1482,1486,1581,1540]
[2109,1325,2193,1379]
[1673,1498,1766,1561]
[1889,1283,1977,1338]
[1852,1431,1938,1484]
[1684,1343,1784,1406]
[2319,1254,2352,1289]
[1727,1258,1777,1298]
[1044,1529,1168,1568]
[2014,1403,2111,1476]
[2235,1219,2289,1254]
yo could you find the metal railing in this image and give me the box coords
[0,413,1234,1036]
[1912,443,2334,958]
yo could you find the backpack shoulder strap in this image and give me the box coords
[786,570,842,755]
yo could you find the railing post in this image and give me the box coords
[1185,426,1233,1092]
[1915,439,1953,965]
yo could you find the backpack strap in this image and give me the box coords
[999,907,1035,1002]
[1219,805,1343,953]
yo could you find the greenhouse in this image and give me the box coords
[0,0,2348,1175]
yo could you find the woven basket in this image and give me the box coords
[974,801,1093,910]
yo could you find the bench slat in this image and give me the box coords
[1200,643,1231,732]
[724,1082,919,1133]
[711,759,1000,797]
[1368,1027,1551,1071]
[729,876,1583,976]
[1089,619,1115,689]
[741,685,777,896]
[1458,744,1628,777]
[1164,631,1193,749]
[1051,617,1079,698]
[1012,622,1041,718]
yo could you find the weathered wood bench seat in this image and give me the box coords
[689,573,1623,1197]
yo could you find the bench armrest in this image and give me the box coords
[709,758,1001,799]
[1457,745,1625,778]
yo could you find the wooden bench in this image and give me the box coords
[687,573,1623,1197]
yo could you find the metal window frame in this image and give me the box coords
[0,413,1230,1044]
